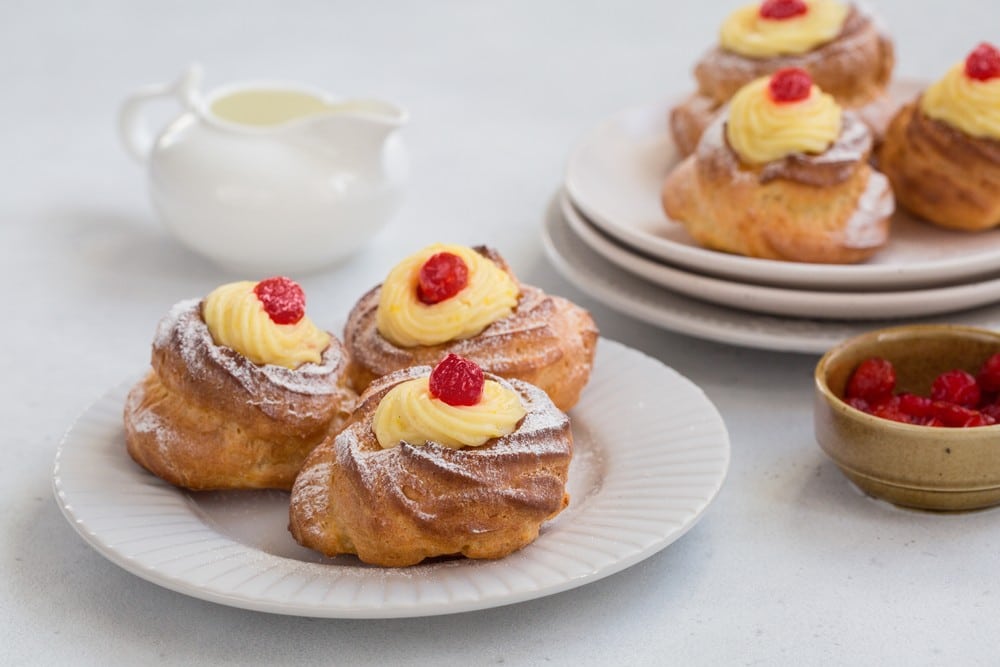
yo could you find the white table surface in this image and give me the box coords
[5,1,999,664]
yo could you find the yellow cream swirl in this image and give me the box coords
[720,0,849,58]
[202,281,330,369]
[373,377,527,449]
[921,63,1000,141]
[726,75,842,164]
[376,244,520,348]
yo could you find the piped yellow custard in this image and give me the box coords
[373,355,526,449]
[720,0,849,58]
[202,277,329,369]
[376,244,520,348]
[726,68,842,165]
[921,43,1000,141]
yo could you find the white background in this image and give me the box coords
[4,1,998,664]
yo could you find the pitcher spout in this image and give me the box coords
[299,99,408,156]
[327,98,408,129]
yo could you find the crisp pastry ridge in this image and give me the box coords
[124,299,356,490]
[877,101,1000,231]
[344,246,598,412]
[670,4,895,157]
[288,366,572,567]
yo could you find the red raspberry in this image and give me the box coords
[930,369,981,408]
[931,401,984,428]
[253,276,305,325]
[428,354,484,406]
[872,396,911,424]
[965,43,1000,82]
[976,352,1000,393]
[845,357,896,404]
[417,252,470,305]
[964,412,996,427]
[981,402,1000,422]
[768,68,814,103]
[759,0,808,20]
[979,391,999,409]
[898,393,934,419]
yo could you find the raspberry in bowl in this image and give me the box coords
[814,324,1000,511]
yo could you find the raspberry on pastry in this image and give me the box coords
[877,43,1000,231]
[662,68,894,263]
[123,277,356,490]
[288,356,572,567]
[670,0,895,157]
[343,244,598,411]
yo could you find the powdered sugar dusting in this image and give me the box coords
[350,375,566,505]
[123,379,185,471]
[695,5,889,106]
[698,110,872,186]
[759,112,872,184]
[842,169,894,248]
[157,300,344,397]
[347,285,566,376]
[293,369,571,538]
[154,299,199,348]
[124,381,160,435]
[289,461,333,525]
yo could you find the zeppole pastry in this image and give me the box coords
[343,243,598,411]
[670,0,894,157]
[662,68,894,263]
[289,354,572,567]
[877,43,1000,231]
[124,277,355,490]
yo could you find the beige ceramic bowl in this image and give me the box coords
[814,324,1000,511]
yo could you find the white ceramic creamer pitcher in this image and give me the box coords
[119,64,408,273]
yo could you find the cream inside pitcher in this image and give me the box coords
[119,64,409,274]
[210,89,335,126]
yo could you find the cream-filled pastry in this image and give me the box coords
[289,355,572,567]
[663,68,894,263]
[878,43,1000,230]
[123,276,355,490]
[670,0,894,157]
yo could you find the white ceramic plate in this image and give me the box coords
[542,198,1000,354]
[52,339,729,618]
[563,85,1000,291]
[560,192,1000,320]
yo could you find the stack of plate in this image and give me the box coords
[545,99,1000,354]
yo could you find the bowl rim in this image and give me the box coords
[814,323,1000,434]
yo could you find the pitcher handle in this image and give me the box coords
[118,64,204,163]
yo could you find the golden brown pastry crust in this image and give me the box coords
[670,5,895,157]
[670,93,721,160]
[123,300,356,490]
[343,248,598,412]
[877,101,1000,231]
[662,113,893,263]
[288,367,572,567]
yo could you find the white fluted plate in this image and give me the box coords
[541,196,1000,353]
[560,192,1000,320]
[52,339,729,618]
